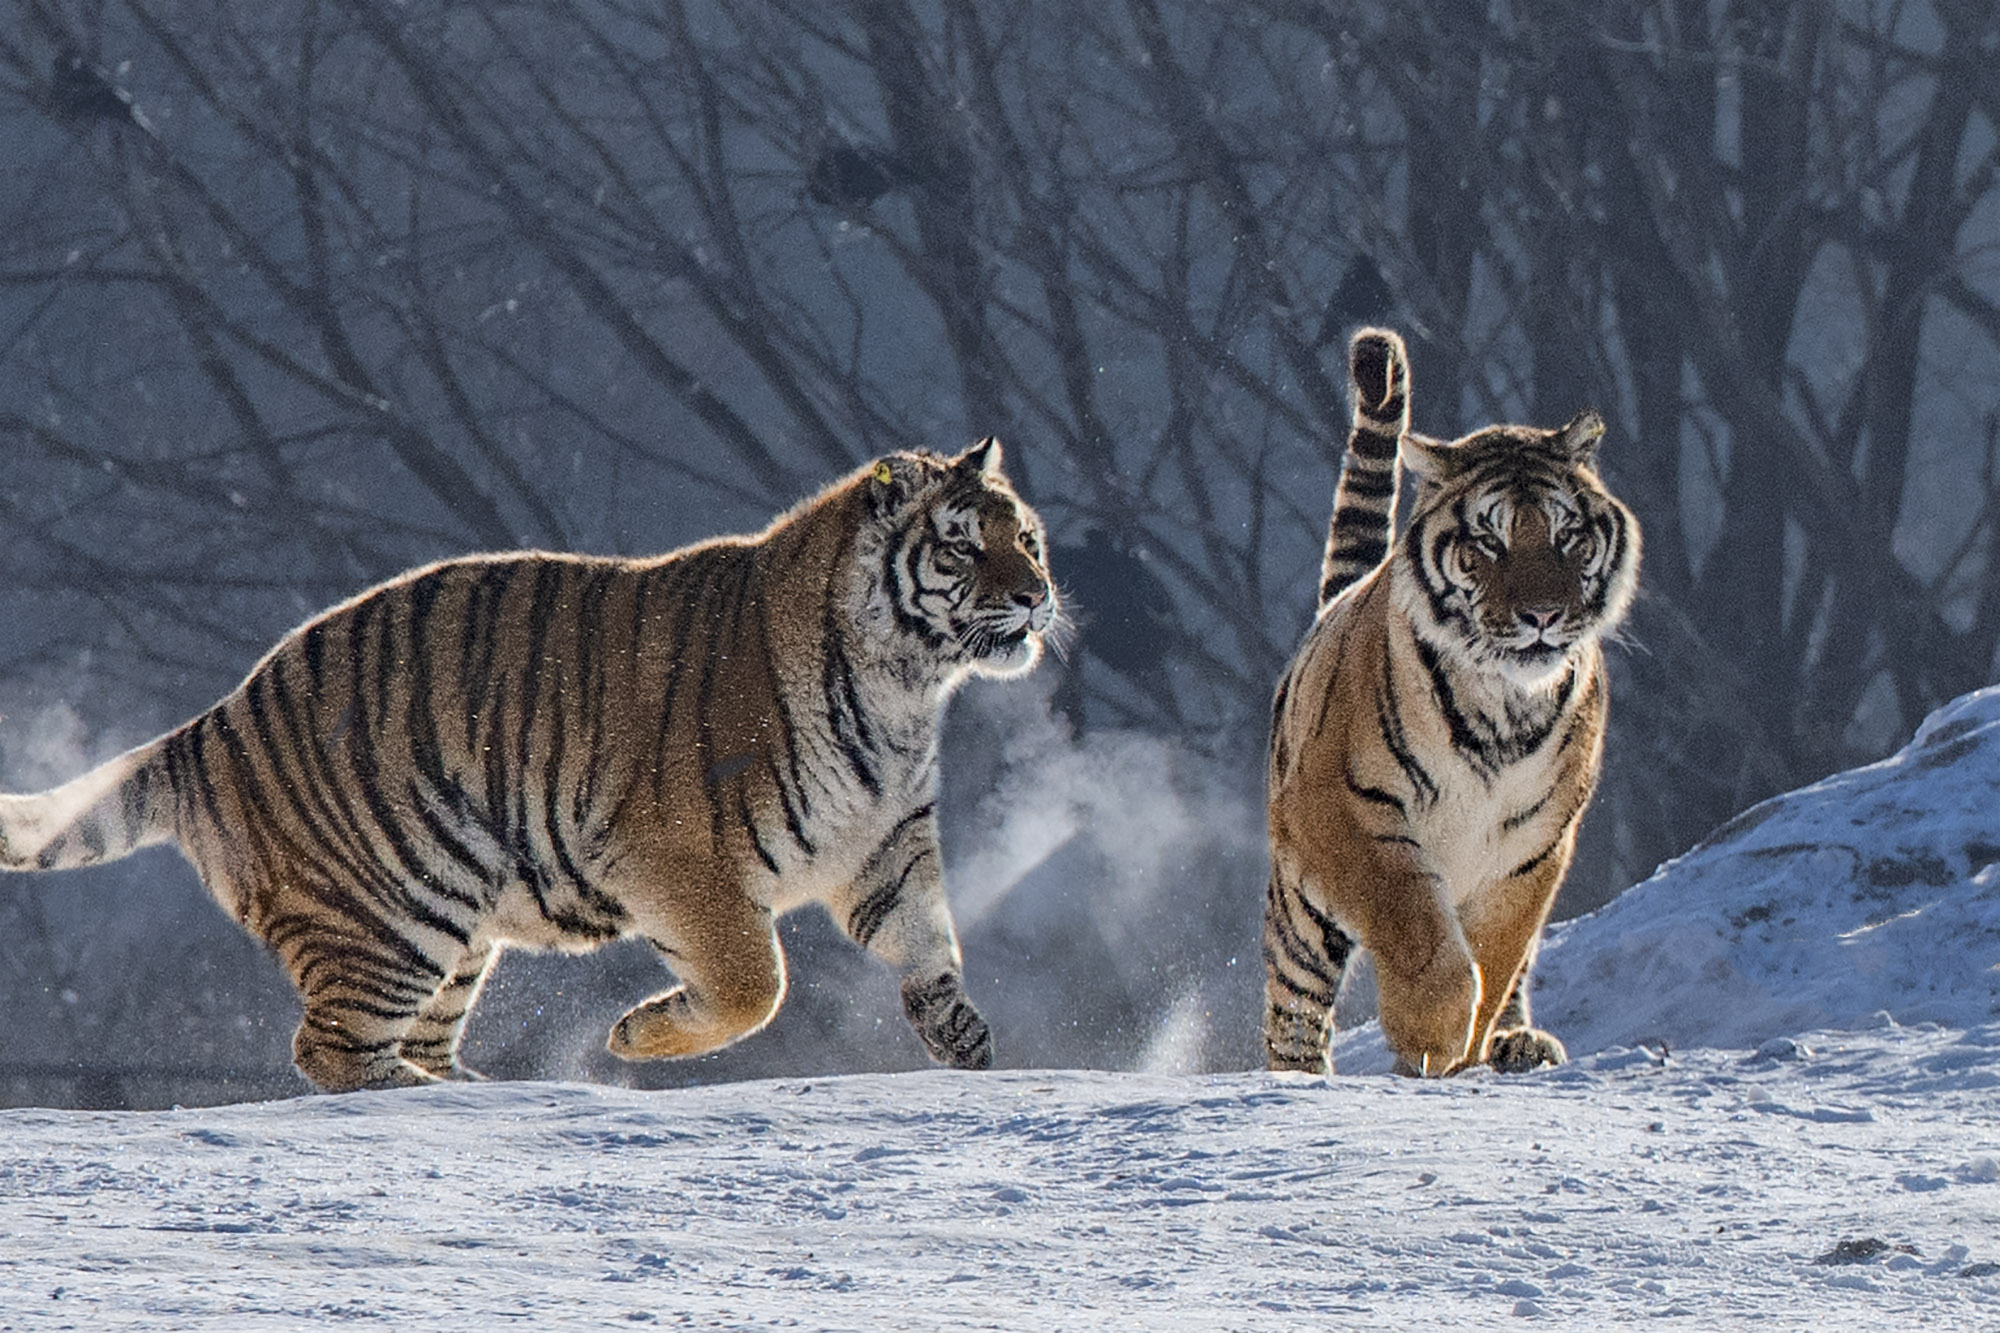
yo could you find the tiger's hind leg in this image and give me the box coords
[606,893,787,1062]
[399,943,497,1080]
[1262,868,1355,1074]
[835,807,991,1070]
[286,926,454,1093]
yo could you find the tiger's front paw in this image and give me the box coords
[901,973,993,1070]
[1488,1027,1567,1074]
[1377,953,1479,1078]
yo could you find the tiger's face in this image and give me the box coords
[870,439,1058,679]
[1399,410,1639,685]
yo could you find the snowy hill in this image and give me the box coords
[7,692,2000,1328]
[1536,684,2000,1054]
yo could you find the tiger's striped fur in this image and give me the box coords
[0,439,1055,1092]
[1266,329,1640,1077]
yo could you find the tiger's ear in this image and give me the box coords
[1555,409,1607,463]
[950,436,1005,481]
[1399,431,1457,481]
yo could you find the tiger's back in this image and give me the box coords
[1,440,1055,1092]
[1265,329,1639,1078]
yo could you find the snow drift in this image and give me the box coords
[1533,685,2000,1054]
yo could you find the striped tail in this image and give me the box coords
[1318,327,1411,607]
[0,736,177,871]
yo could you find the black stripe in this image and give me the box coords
[1340,469,1397,500]
[884,524,952,649]
[751,572,815,854]
[1263,886,1341,993]
[1375,649,1437,807]
[460,561,513,736]
[695,552,757,857]
[511,563,565,854]
[653,550,723,799]
[407,782,491,883]
[1412,632,1490,771]
[205,704,312,885]
[342,602,478,941]
[872,801,937,854]
[181,717,243,879]
[1332,537,1388,569]
[1290,880,1353,965]
[739,785,782,876]
[1417,513,1468,631]
[823,602,881,798]
[1344,770,1407,815]
[301,619,329,693]
[1502,789,1554,831]
[522,568,620,926]
[405,569,454,799]
[1347,425,1400,462]
[539,669,601,905]
[571,566,615,826]
[846,800,940,943]
[371,580,398,732]
[1261,928,1337,1005]
[1507,838,1563,882]
[768,754,816,857]
[847,846,933,947]
[253,660,378,878]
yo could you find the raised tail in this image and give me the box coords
[0,734,177,871]
[1318,326,1411,607]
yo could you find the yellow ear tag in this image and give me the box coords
[872,461,894,486]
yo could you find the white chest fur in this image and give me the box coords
[1398,641,1583,905]
[1407,746,1564,904]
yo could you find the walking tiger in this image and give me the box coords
[0,439,1056,1092]
[1265,329,1640,1077]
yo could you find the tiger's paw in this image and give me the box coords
[606,988,701,1060]
[901,972,993,1070]
[1488,1027,1567,1074]
[1377,955,1479,1078]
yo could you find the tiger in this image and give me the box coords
[1264,328,1640,1078]
[0,438,1056,1093]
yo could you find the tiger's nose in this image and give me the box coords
[1016,585,1055,631]
[1518,605,1565,633]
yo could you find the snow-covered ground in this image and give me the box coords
[7,691,2000,1329]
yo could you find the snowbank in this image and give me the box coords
[1533,687,2000,1054]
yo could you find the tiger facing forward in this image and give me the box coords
[0,439,1055,1092]
[1265,329,1639,1077]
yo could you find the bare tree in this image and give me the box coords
[3,0,1999,1100]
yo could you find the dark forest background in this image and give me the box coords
[2,0,1997,1106]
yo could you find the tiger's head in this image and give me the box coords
[863,438,1058,680]
[1396,409,1640,686]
